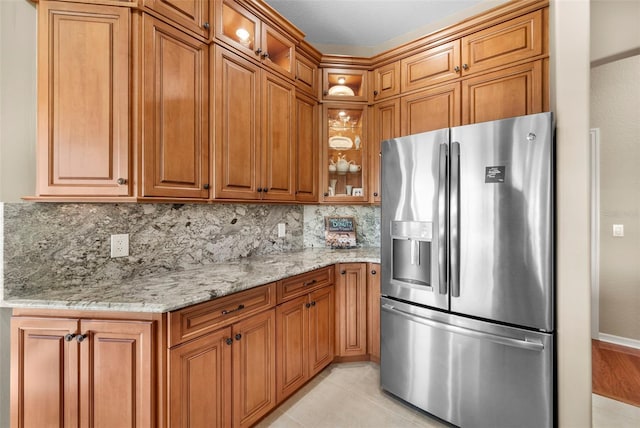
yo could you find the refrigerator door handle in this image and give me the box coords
[381,303,545,352]
[450,142,461,297]
[438,144,448,295]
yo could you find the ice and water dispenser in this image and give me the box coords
[390,221,433,288]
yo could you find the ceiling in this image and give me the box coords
[264,0,510,57]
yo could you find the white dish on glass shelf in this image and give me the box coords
[328,84,355,96]
[328,136,353,149]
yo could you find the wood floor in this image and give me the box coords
[592,339,640,407]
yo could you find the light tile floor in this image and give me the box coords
[257,362,640,428]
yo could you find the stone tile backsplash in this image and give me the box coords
[1,202,380,295]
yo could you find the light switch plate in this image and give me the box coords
[612,224,624,237]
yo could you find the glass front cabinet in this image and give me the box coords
[322,103,368,203]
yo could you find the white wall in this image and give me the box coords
[0,0,37,203]
[549,0,592,426]
[0,1,37,426]
[591,0,640,64]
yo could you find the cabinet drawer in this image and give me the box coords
[169,283,276,347]
[277,266,334,303]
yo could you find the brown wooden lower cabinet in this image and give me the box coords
[168,308,276,428]
[276,285,335,403]
[11,262,381,427]
[11,315,155,428]
[335,263,368,358]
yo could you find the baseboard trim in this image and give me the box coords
[598,333,640,350]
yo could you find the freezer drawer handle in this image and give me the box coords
[381,304,544,352]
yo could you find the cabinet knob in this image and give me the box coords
[255,48,262,55]
[324,192,329,197]
[76,334,87,343]
[235,333,242,341]
[371,270,377,275]
[257,187,263,193]
[373,192,378,197]
[263,187,268,193]
[203,184,210,190]
[203,22,210,30]
[305,303,311,308]
[311,301,316,306]
[373,90,379,96]
[341,270,346,275]
[117,178,127,185]
[64,333,76,342]
[261,52,270,59]
[462,63,469,70]
[323,90,329,96]
[225,338,233,345]
[454,66,460,73]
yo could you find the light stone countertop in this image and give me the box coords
[2,248,380,313]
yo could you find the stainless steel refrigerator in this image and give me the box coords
[380,112,554,428]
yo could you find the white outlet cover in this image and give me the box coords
[612,224,624,237]
[110,233,129,257]
[278,223,286,238]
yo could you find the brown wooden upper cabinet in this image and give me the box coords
[401,40,461,93]
[214,46,296,201]
[400,10,544,93]
[400,81,461,135]
[321,103,368,203]
[372,61,400,101]
[295,93,319,202]
[215,0,295,79]
[142,0,212,39]
[294,50,319,97]
[36,1,130,197]
[322,68,368,102]
[371,98,400,203]
[141,15,210,199]
[460,10,543,76]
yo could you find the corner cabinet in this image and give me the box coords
[142,0,212,39]
[335,263,368,358]
[11,315,156,427]
[141,14,210,199]
[322,103,368,203]
[36,1,131,197]
[213,46,296,201]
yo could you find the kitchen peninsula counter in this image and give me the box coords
[2,247,380,313]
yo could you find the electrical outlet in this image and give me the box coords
[110,234,129,258]
[613,224,624,237]
[277,223,286,238]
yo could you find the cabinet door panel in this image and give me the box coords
[295,93,318,202]
[336,263,368,357]
[143,0,211,38]
[461,10,543,76]
[309,285,335,376]
[367,264,381,362]
[11,317,80,428]
[400,41,460,93]
[372,99,400,202]
[232,309,276,428]
[373,61,400,101]
[79,319,154,428]
[262,72,295,201]
[294,52,318,96]
[37,1,129,196]
[401,82,461,136]
[214,46,260,199]
[142,16,210,198]
[276,296,308,403]
[462,60,542,124]
[170,327,232,428]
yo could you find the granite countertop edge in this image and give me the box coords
[2,248,381,313]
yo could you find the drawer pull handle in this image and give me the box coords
[222,304,245,315]
[303,279,317,287]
